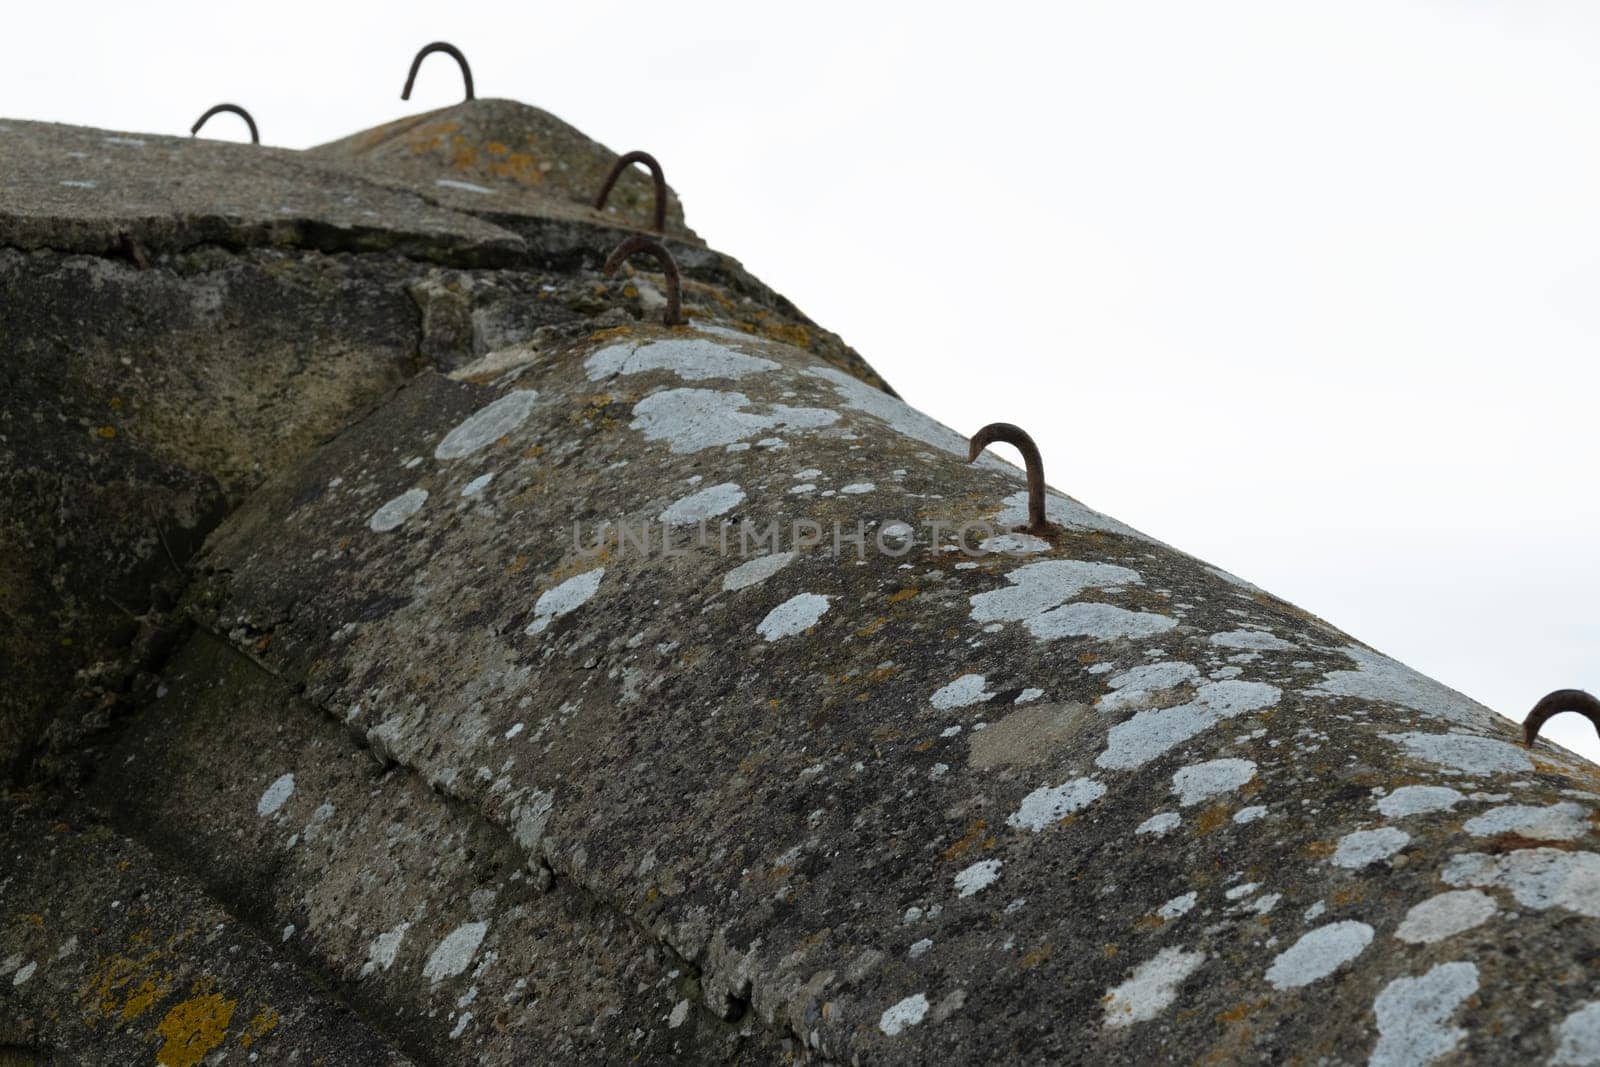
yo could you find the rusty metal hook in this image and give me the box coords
[594,151,667,232]
[603,236,683,326]
[402,42,475,102]
[1522,689,1600,746]
[190,104,259,145]
[968,423,1049,533]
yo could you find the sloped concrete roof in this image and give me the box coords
[3,98,1598,1066]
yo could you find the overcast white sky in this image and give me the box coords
[9,2,1598,756]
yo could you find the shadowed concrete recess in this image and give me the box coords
[3,97,1600,1066]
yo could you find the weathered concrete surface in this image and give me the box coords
[7,98,1597,1066]
[0,107,884,784]
[0,119,523,264]
[74,629,792,1063]
[0,799,418,1065]
[184,322,1600,1064]
[307,99,696,240]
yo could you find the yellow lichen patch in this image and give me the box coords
[155,991,236,1067]
[449,135,479,171]
[121,976,168,1021]
[1193,807,1232,836]
[854,616,887,638]
[886,588,919,604]
[1301,839,1336,859]
[570,393,621,431]
[97,425,117,439]
[488,151,545,185]
[585,325,637,345]
[1216,1000,1264,1025]
[81,950,172,1027]
[239,1006,279,1049]
[942,820,991,861]
[1020,943,1054,969]
[757,319,812,349]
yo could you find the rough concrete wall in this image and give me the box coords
[4,100,1600,1067]
[0,106,877,785]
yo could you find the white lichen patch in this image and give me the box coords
[1027,602,1176,643]
[1463,801,1591,841]
[1247,893,1281,915]
[968,560,1142,625]
[1376,785,1466,818]
[1554,1002,1600,1066]
[1264,921,1373,990]
[1394,890,1496,944]
[1442,848,1600,918]
[757,593,831,641]
[1136,812,1180,836]
[1157,892,1197,920]
[879,992,930,1036]
[423,921,489,984]
[992,490,1142,538]
[1369,962,1477,1067]
[659,482,746,525]
[805,365,979,459]
[1330,827,1410,869]
[525,568,604,635]
[1102,947,1205,1030]
[1234,805,1268,824]
[1208,629,1296,652]
[954,859,1002,897]
[1171,758,1256,806]
[11,961,36,986]
[1313,645,1497,728]
[1007,778,1106,832]
[257,773,294,817]
[1097,681,1282,770]
[361,921,410,977]
[460,473,494,497]
[512,790,554,858]
[931,674,993,710]
[435,389,539,460]
[840,482,875,494]
[368,488,428,532]
[586,338,779,381]
[1098,662,1200,714]
[978,532,1050,555]
[629,388,837,453]
[1382,731,1532,775]
[721,552,797,592]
